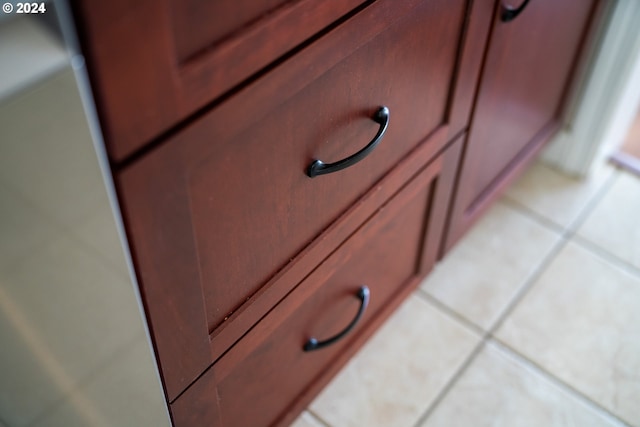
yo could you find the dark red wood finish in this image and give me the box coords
[73,0,368,161]
[446,0,496,141]
[421,133,465,266]
[116,0,487,401]
[170,139,462,427]
[72,0,606,423]
[444,0,598,250]
[172,0,290,63]
[171,374,222,427]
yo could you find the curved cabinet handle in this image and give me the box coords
[307,106,390,178]
[500,0,531,22]
[303,286,370,352]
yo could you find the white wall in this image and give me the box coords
[541,0,640,177]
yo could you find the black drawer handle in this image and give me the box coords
[303,286,370,352]
[306,106,390,178]
[501,0,531,22]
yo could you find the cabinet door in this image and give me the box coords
[445,0,597,250]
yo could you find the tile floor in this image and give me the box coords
[292,160,640,427]
[0,68,170,427]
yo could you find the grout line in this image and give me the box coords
[414,232,569,427]
[392,288,491,427]
[307,409,333,427]
[500,164,620,237]
[571,234,640,279]
[305,163,624,427]
[415,164,620,426]
[488,338,634,427]
[471,169,634,426]
[411,287,496,427]
[499,197,566,235]
[489,165,619,334]
[486,234,569,334]
[411,213,570,426]
[414,288,486,337]
[411,339,489,427]
[564,169,620,233]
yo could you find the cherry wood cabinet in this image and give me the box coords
[72,0,601,425]
[171,143,462,427]
[114,0,481,401]
[445,0,599,249]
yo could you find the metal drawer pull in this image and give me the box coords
[501,0,531,22]
[303,286,370,352]
[306,106,390,178]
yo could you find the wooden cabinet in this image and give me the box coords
[72,0,600,425]
[445,0,599,249]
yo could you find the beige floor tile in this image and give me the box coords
[0,183,63,272]
[0,236,145,426]
[0,326,60,427]
[0,68,107,230]
[291,411,327,427]
[309,295,480,427]
[495,242,640,425]
[72,208,130,278]
[0,16,67,101]
[577,172,640,269]
[504,160,615,229]
[32,338,170,427]
[421,201,560,330]
[422,342,624,427]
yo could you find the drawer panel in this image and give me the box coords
[172,0,363,64]
[170,152,444,427]
[77,0,371,160]
[118,0,467,399]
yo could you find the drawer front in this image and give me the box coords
[171,0,359,64]
[170,154,444,427]
[76,0,369,161]
[118,0,468,399]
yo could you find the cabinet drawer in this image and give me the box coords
[170,151,445,427]
[118,0,468,399]
[76,0,369,161]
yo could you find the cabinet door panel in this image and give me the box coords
[445,0,597,250]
